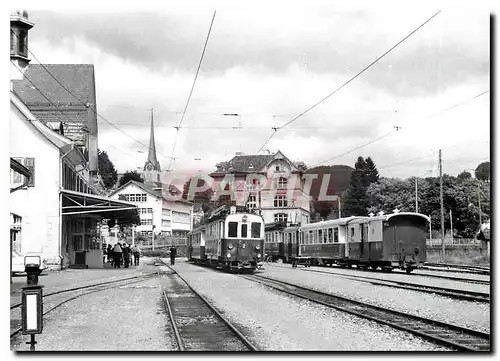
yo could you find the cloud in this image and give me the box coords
[23,6,490,179]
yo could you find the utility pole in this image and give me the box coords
[477,182,482,226]
[429,215,432,246]
[415,177,418,213]
[152,208,155,251]
[338,196,342,218]
[439,149,445,258]
[450,209,453,245]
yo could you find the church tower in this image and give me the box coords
[143,109,161,184]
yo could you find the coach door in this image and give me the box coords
[361,224,368,259]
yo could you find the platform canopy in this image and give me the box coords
[61,189,140,225]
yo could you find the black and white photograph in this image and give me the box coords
[8,0,491,352]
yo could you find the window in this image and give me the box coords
[241,224,248,238]
[18,30,26,55]
[309,230,313,244]
[274,195,288,208]
[275,165,280,171]
[274,213,287,224]
[247,195,257,210]
[10,157,35,187]
[323,229,328,243]
[277,177,288,189]
[228,222,238,237]
[318,229,323,244]
[251,222,261,238]
[334,228,339,243]
[351,227,355,240]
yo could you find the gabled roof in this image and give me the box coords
[11,91,87,167]
[109,180,193,205]
[211,150,306,175]
[12,64,95,106]
[213,154,274,174]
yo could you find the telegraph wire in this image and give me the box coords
[10,29,174,161]
[10,60,146,163]
[168,10,216,171]
[255,10,441,154]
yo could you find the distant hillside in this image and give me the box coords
[305,165,354,200]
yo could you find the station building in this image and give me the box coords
[9,11,139,270]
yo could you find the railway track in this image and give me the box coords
[265,265,489,302]
[156,259,258,351]
[423,263,490,276]
[241,274,490,352]
[267,262,490,285]
[334,273,489,303]
[10,273,156,339]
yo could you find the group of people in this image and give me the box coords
[105,243,141,269]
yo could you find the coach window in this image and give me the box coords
[334,228,339,242]
[318,229,323,244]
[328,228,333,243]
[251,222,261,238]
[241,224,248,238]
[228,222,238,238]
[323,229,328,243]
[309,230,313,244]
[351,227,355,241]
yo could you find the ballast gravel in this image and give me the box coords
[261,264,490,334]
[165,260,452,351]
[11,259,176,351]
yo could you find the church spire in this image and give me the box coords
[143,108,161,172]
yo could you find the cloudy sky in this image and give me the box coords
[19,0,490,178]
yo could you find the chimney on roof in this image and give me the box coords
[10,10,34,82]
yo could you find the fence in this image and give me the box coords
[426,238,480,247]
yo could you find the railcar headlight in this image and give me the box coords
[228,243,234,250]
[255,244,260,250]
[226,253,231,259]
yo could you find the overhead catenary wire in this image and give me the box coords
[167,10,217,172]
[308,87,489,170]
[11,29,174,161]
[255,10,441,154]
[11,60,145,163]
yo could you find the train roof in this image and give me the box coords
[366,212,430,222]
[284,225,300,232]
[299,216,362,230]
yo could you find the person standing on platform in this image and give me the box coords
[169,246,177,265]
[112,243,123,268]
[106,244,113,265]
[123,244,132,268]
[131,245,141,266]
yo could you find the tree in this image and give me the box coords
[475,161,490,182]
[343,157,369,216]
[457,171,472,181]
[97,149,118,189]
[306,165,353,220]
[364,157,379,185]
[119,170,144,187]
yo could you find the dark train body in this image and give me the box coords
[187,209,265,272]
[264,212,429,273]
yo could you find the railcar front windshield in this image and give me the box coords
[251,222,261,238]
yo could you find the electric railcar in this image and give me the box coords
[187,211,265,272]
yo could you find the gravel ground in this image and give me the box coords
[11,258,176,351]
[163,259,452,351]
[265,263,490,294]
[260,264,490,333]
[10,258,157,307]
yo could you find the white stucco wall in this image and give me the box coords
[10,102,61,264]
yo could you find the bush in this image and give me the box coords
[141,250,169,258]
